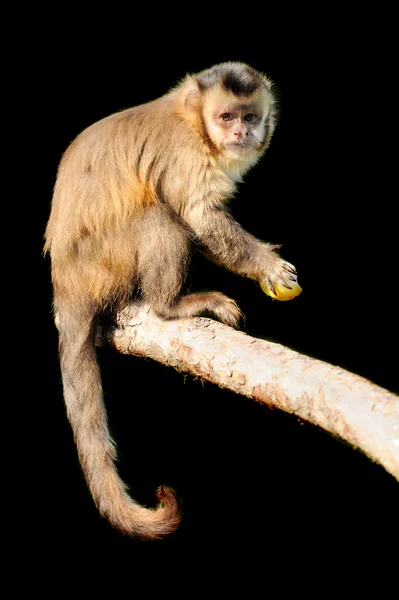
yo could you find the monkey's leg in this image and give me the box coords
[136,206,242,327]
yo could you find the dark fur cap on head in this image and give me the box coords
[195,62,266,97]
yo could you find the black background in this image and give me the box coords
[34,9,398,583]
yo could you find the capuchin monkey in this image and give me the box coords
[44,62,300,540]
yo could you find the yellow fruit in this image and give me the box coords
[260,279,302,301]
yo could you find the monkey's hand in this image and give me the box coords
[259,258,302,301]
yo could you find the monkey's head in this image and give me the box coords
[194,62,277,165]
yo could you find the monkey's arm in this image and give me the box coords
[185,206,297,294]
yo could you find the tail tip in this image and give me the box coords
[154,484,182,535]
[156,484,181,512]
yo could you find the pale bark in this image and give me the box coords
[101,302,399,482]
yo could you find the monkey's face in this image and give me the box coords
[203,86,273,159]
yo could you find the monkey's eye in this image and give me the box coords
[244,114,257,122]
[221,113,232,121]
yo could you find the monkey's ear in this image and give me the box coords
[184,87,201,115]
[182,85,204,133]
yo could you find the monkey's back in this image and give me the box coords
[44,90,236,306]
[45,93,213,250]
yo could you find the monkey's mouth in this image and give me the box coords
[227,140,251,151]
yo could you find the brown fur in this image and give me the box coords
[44,62,296,540]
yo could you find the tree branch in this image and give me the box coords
[101,302,399,482]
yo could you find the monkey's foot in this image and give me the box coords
[157,291,243,328]
[204,292,243,328]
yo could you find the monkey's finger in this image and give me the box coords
[266,277,277,297]
[282,260,297,275]
[279,279,293,290]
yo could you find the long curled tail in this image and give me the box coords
[57,303,182,540]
